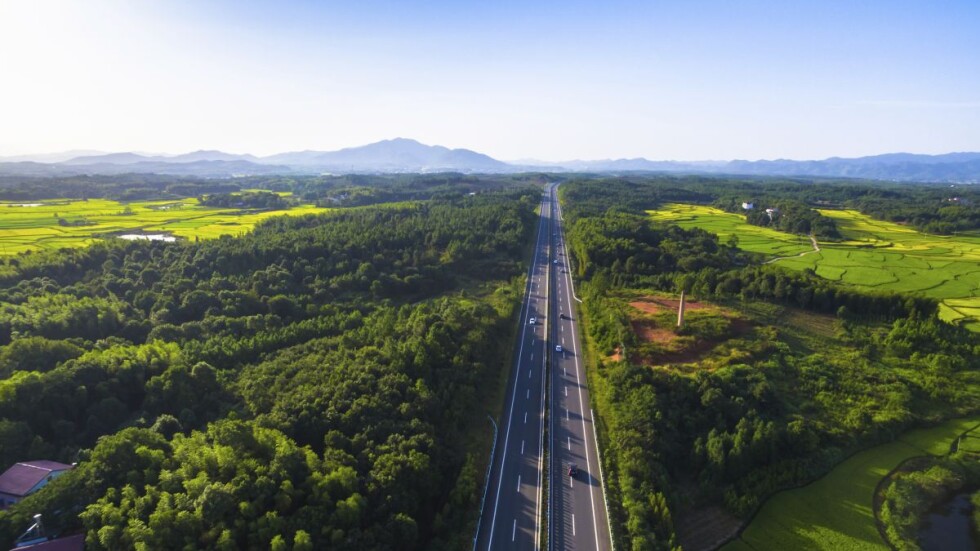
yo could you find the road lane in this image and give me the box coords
[477,184,612,550]
[477,191,553,551]
[549,184,613,551]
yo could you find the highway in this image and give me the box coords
[548,184,613,551]
[475,183,612,551]
[475,189,550,550]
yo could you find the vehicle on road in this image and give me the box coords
[553,259,559,265]
[555,345,563,353]
[529,317,535,325]
[567,463,578,477]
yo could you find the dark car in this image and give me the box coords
[567,463,578,477]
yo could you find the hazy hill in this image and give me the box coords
[723,152,980,182]
[0,150,106,163]
[64,150,258,165]
[1,140,977,181]
[62,152,154,165]
[168,150,258,163]
[262,138,509,172]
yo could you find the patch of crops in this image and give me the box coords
[0,198,330,255]
[649,204,980,331]
[724,417,980,551]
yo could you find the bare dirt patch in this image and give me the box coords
[629,296,710,315]
[729,317,754,336]
[631,320,676,344]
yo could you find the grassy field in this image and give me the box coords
[722,417,980,551]
[0,197,329,255]
[649,204,980,331]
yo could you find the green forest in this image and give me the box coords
[0,184,537,549]
[0,172,978,550]
[558,177,980,550]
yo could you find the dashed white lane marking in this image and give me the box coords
[572,514,576,536]
[524,412,527,424]
[521,440,525,455]
[526,389,529,399]
[568,436,571,449]
[566,408,570,420]
[517,475,521,492]
[565,386,567,397]
[528,369,532,379]
[512,519,517,541]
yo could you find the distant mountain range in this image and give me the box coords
[1,139,978,183]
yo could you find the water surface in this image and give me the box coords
[918,492,976,551]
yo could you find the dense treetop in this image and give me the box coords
[558,178,979,550]
[0,188,537,550]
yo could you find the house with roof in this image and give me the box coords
[0,461,74,509]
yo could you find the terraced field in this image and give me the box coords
[0,197,329,255]
[649,204,980,331]
[722,417,980,551]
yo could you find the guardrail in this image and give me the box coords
[591,408,616,551]
[472,414,499,551]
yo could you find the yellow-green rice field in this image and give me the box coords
[649,204,980,331]
[0,197,329,255]
[721,417,980,551]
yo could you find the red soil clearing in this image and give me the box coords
[629,297,710,315]
[631,320,676,344]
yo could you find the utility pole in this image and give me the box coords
[677,290,686,328]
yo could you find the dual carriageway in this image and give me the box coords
[475,184,612,551]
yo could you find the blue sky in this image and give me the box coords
[1,0,978,160]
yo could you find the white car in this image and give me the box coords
[555,345,563,353]
[529,317,536,325]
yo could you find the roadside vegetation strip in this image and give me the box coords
[0,197,330,254]
[724,417,980,551]
[648,203,980,331]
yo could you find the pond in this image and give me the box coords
[918,492,976,551]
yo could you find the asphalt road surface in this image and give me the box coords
[548,185,613,551]
[476,184,612,551]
